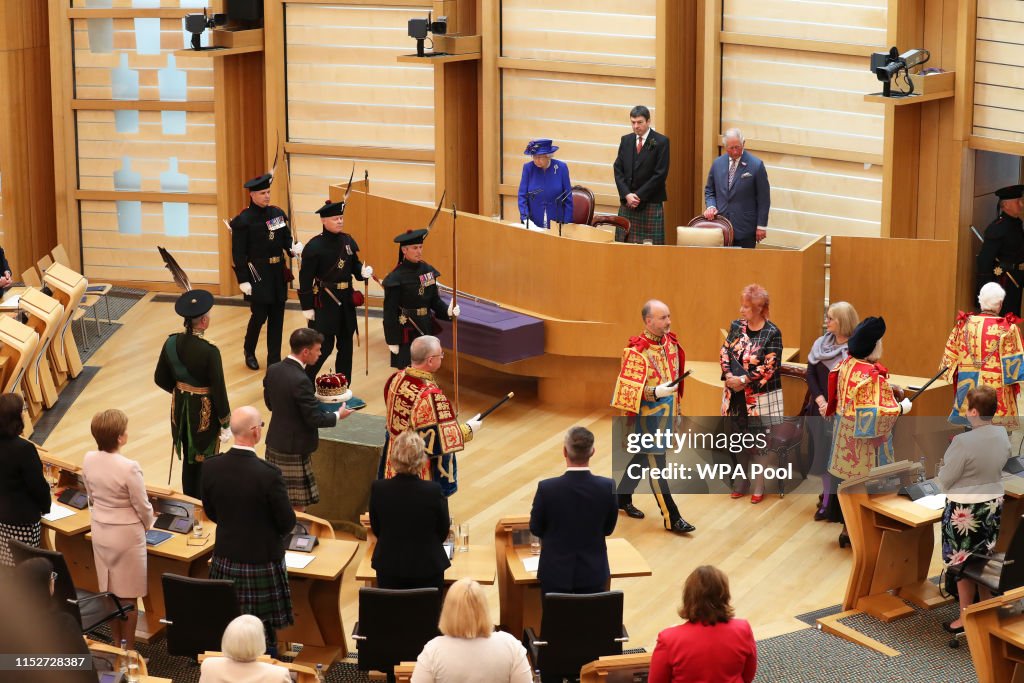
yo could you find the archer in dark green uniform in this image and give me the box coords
[977,185,1024,317]
[382,229,460,369]
[154,290,231,497]
[298,199,374,382]
[231,173,296,371]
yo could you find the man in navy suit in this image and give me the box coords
[613,105,671,244]
[529,426,618,595]
[703,128,771,249]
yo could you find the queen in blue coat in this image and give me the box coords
[517,139,573,229]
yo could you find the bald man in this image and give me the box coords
[611,300,695,534]
[201,406,296,655]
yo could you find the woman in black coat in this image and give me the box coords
[369,431,451,590]
[0,393,51,566]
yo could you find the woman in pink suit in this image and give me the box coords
[82,409,156,649]
[649,565,757,683]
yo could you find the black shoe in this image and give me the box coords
[838,532,851,548]
[619,504,645,519]
[670,518,696,534]
[942,620,964,635]
[814,507,829,522]
[245,354,259,370]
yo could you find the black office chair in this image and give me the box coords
[8,539,134,635]
[159,573,241,659]
[946,515,1024,648]
[525,591,628,683]
[352,587,441,682]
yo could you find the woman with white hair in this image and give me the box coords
[412,578,532,683]
[826,317,912,548]
[940,281,1024,427]
[199,614,290,682]
[370,430,451,590]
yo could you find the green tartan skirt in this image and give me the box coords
[616,202,665,244]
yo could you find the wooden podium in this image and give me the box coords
[580,653,652,683]
[963,586,1024,683]
[494,516,651,638]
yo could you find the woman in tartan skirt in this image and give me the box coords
[936,385,1012,634]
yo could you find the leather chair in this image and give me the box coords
[352,587,441,682]
[525,591,627,683]
[951,515,1024,595]
[677,215,734,247]
[570,186,595,226]
[9,540,135,635]
[159,574,241,659]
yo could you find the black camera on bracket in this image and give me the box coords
[870,46,930,97]
[185,10,227,51]
[407,13,447,57]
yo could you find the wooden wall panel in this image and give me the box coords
[501,0,656,67]
[721,44,885,157]
[76,110,216,194]
[756,151,882,237]
[80,199,219,284]
[288,153,435,242]
[285,4,435,147]
[500,69,656,209]
[71,18,213,101]
[723,0,886,45]
[972,1,1024,143]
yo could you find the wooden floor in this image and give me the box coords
[40,293,947,652]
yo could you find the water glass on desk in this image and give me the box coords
[529,534,541,555]
[125,650,140,683]
[192,518,204,539]
[458,522,470,552]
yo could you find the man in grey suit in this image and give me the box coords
[264,327,353,510]
[703,128,771,249]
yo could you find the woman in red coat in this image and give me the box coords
[649,566,757,683]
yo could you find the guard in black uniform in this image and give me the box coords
[230,173,297,371]
[977,185,1024,317]
[298,199,373,382]
[382,229,460,369]
[154,290,231,497]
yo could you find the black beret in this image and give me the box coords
[244,174,273,191]
[995,185,1024,201]
[394,229,428,246]
[315,200,345,218]
[847,316,886,360]
[174,289,214,319]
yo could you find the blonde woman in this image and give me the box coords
[199,614,290,683]
[412,579,531,683]
[82,409,156,649]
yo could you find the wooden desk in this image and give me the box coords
[840,490,947,621]
[355,542,496,586]
[278,537,359,668]
[0,286,26,315]
[580,653,652,683]
[494,516,651,638]
[963,586,1024,683]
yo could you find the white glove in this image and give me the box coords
[654,382,675,399]
[448,302,461,318]
[466,413,482,434]
[361,264,374,279]
[899,397,913,415]
[219,427,231,444]
[302,309,315,321]
[388,344,399,355]
[526,219,545,231]
[291,241,303,257]
[239,282,252,296]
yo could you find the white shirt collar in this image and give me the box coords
[233,444,257,453]
[566,466,591,472]
[287,354,306,369]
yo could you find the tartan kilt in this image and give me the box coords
[266,445,319,507]
[210,555,294,629]
[616,202,664,244]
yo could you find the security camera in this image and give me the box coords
[870,47,930,97]
[184,10,227,50]
[407,13,448,57]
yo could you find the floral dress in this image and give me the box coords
[941,498,1002,568]
[719,319,784,428]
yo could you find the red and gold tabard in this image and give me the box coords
[611,330,685,417]
[940,311,1024,427]
[827,356,900,481]
[379,367,472,496]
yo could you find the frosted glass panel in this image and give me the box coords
[133,18,162,55]
[161,111,186,135]
[116,200,142,234]
[163,203,189,236]
[114,109,139,133]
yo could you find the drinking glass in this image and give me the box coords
[125,650,140,683]
[458,522,470,552]
[192,518,204,539]
[529,534,541,555]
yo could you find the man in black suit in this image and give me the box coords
[703,128,771,249]
[369,431,451,590]
[529,426,618,596]
[612,105,671,244]
[202,406,296,655]
[264,328,353,510]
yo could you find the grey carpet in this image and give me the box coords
[28,366,99,445]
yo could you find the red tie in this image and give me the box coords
[636,136,643,154]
